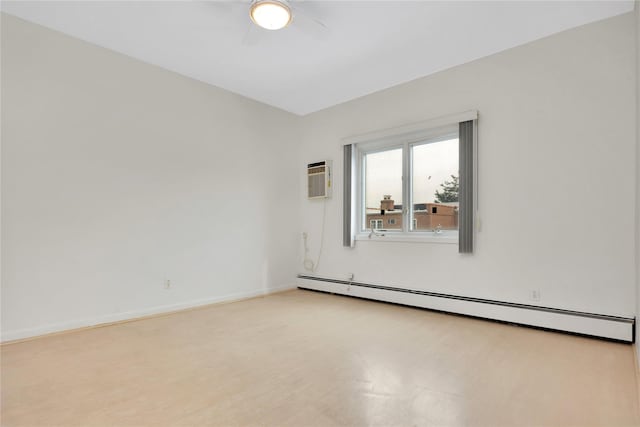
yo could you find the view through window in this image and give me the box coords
[362,134,459,233]
[411,137,459,231]
[364,147,402,230]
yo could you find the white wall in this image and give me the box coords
[299,13,636,318]
[635,2,640,358]
[1,14,301,341]
[2,10,636,342]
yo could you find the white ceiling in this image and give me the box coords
[1,1,634,115]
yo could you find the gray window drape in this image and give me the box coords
[343,144,353,247]
[458,120,475,253]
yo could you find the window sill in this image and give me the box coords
[355,231,458,244]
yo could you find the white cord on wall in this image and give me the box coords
[303,198,327,273]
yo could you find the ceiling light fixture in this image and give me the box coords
[250,0,292,31]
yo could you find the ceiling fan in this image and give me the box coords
[213,0,328,45]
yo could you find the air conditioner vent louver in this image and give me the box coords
[307,160,331,199]
[308,166,325,175]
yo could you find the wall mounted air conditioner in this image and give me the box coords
[307,160,331,199]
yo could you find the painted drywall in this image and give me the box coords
[299,13,636,318]
[2,10,636,342]
[635,2,639,360]
[1,14,301,341]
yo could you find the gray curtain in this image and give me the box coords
[459,120,474,253]
[343,144,353,247]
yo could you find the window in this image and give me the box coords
[357,124,460,239]
[370,219,383,229]
[363,148,403,230]
[343,111,476,251]
[411,136,459,232]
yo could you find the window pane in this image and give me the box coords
[364,148,402,230]
[411,138,459,231]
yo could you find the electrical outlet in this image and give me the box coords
[529,289,541,302]
[165,279,171,289]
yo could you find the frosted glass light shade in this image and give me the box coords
[250,1,292,30]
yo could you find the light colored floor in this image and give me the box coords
[1,289,639,427]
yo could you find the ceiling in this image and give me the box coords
[1,1,634,116]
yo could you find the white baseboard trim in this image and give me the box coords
[1,284,296,343]
[298,275,634,342]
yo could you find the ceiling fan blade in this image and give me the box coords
[241,21,262,46]
[290,3,328,33]
[196,0,248,15]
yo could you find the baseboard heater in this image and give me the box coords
[297,275,635,343]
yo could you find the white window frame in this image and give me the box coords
[354,123,459,244]
[342,110,478,248]
[370,219,383,229]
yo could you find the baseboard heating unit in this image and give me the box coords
[297,275,635,343]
